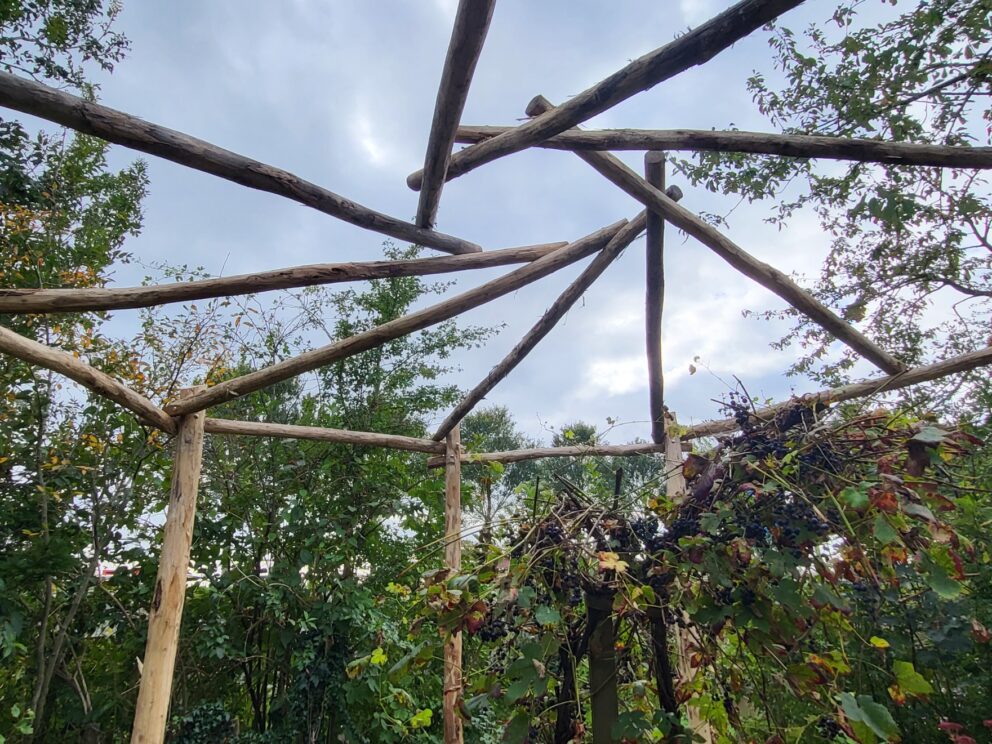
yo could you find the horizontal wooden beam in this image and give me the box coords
[433,207,668,441]
[416,0,498,228]
[426,345,992,466]
[427,442,666,467]
[0,71,480,256]
[454,125,992,169]
[682,345,992,440]
[203,418,445,453]
[165,219,628,416]
[0,241,567,315]
[406,0,804,189]
[0,325,175,433]
[525,95,907,377]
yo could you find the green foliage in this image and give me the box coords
[672,0,991,402]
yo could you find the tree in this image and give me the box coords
[672,0,990,403]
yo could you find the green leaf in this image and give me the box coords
[911,426,948,445]
[892,660,934,696]
[841,486,869,510]
[408,708,432,729]
[505,677,531,703]
[502,711,530,743]
[839,693,899,742]
[926,563,962,600]
[534,605,561,627]
[873,515,900,545]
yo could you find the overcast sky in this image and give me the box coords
[73,0,869,443]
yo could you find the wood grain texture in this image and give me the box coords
[165,220,627,415]
[426,442,666,468]
[0,241,567,314]
[0,325,175,433]
[203,418,445,453]
[645,151,667,444]
[0,71,480,256]
[417,0,498,228]
[454,125,992,169]
[432,210,653,441]
[681,346,992,440]
[406,0,805,188]
[131,388,206,744]
[442,426,463,744]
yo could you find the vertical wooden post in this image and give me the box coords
[443,425,463,744]
[131,387,206,744]
[664,419,712,744]
[645,151,667,445]
[586,589,618,743]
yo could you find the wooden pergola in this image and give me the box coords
[1,1,990,741]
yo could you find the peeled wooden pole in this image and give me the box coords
[0,325,176,433]
[406,0,805,188]
[203,418,445,453]
[443,426,464,744]
[0,71,479,256]
[526,96,906,377]
[454,125,992,170]
[587,590,619,743]
[165,220,627,416]
[416,0,498,228]
[0,241,567,315]
[645,151,667,444]
[131,387,206,744]
[426,346,992,466]
[682,345,992,440]
[427,442,666,468]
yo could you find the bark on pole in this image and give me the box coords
[586,590,618,743]
[0,71,480,256]
[453,125,992,170]
[664,422,712,744]
[406,0,805,188]
[165,219,626,416]
[416,0,498,228]
[644,151,667,444]
[443,426,464,744]
[0,241,568,315]
[131,387,206,744]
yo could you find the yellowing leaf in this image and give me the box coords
[597,551,629,574]
[870,636,890,649]
[370,647,388,666]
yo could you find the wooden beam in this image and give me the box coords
[442,425,464,744]
[0,325,176,433]
[525,96,907,377]
[433,209,656,440]
[681,345,992,440]
[203,418,445,453]
[427,442,666,468]
[406,0,805,189]
[645,151,667,444]
[417,0,498,228]
[0,71,480,256]
[0,241,567,315]
[165,220,628,416]
[454,125,992,170]
[131,387,206,744]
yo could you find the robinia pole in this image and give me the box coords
[131,388,206,744]
[443,425,464,744]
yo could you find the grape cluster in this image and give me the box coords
[816,715,842,739]
[632,516,660,542]
[769,495,830,545]
[667,514,701,542]
[478,616,509,642]
[540,521,565,544]
[743,520,772,546]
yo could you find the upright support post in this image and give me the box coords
[645,151,667,444]
[586,589,618,743]
[664,420,712,744]
[131,387,206,744]
[443,425,464,744]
